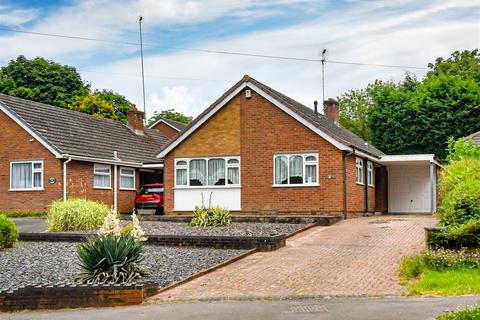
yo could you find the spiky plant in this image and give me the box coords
[75,235,148,284]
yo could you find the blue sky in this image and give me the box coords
[0,0,479,118]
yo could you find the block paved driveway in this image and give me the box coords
[152,215,437,302]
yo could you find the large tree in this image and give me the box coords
[0,55,133,122]
[0,55,89,108]
[338,49,480,160]
[147,109,192,127]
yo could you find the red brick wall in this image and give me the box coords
[151,122,179,139]
[0,110,63,212]
[164,88,380,215]
[67,161,139,213]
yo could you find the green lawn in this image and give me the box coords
[409,269,480,296]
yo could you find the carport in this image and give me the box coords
[380,155,441,214]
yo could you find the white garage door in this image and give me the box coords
[388,165,431,213]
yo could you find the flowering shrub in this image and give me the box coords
[99,210,147,242]
[400,249,480,278]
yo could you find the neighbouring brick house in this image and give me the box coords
[158,75,441,217]
[0,94,167,213]
[148,117,187,139]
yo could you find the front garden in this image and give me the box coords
[400,137,480,296]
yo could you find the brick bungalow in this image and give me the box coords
[148,117,187,139]
[0,94,167,213]
[158,75,441,217]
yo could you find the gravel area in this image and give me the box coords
[13,218,310,237]
[134,221,309,237]
[0,242,244,291]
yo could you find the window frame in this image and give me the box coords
[174,156,240,189]
[356,157,364,185]
[367,161,374,187]
[9,160,44,191]
[272,153,319,187]
[93,163,112,189]
[119,167,136,191]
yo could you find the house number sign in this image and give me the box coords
[49,177,56,185]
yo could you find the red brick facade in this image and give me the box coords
[151,121,180,139]
[0,110,138,213]
[164,89,386,216]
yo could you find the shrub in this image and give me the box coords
[400,249,480,279]
[430,219,480,248]
[446,137,480,163]
[437,178,480,226]
[76,235,147,284]
[436,305,480,320]
[0,214,18,250]
[47,198,110,231]
[189,206,232,227]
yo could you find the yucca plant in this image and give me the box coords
[75,235,148,284]
[189,205,231,227]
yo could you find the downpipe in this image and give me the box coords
[343,148,355,219]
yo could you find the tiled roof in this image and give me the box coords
[465,131,480,145]
[161,118,188,131]
[159,76,384,158]
[0,94,169,163]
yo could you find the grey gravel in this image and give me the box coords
[0,242,244,291]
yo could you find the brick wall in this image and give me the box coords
[164,88,381,215]
[0,110,63,212]
[151,121,180,139]
[67,161,139,213]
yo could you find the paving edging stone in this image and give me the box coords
[19,233,287,251]
[0,282,159,312]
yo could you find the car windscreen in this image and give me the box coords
[139,187,164,194]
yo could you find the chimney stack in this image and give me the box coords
[313,100,318,115]
[323,98,340,126]
[127,104,145,135]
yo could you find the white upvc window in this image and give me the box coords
[174,156,240,188]
[356,157,364,185]
[10,160,44,191]
[367,161,374,187]
[94,164,111,189]
[119,167,135,190]
[273,153,318,187]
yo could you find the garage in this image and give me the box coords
[380,155,440,214]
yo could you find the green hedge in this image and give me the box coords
[0,214,18,250]
[47,198,110,232]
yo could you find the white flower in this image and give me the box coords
[130,210,147,242]
[99,210,121,237]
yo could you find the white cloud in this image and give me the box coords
[0,6,39,26]
[148,86,198,116]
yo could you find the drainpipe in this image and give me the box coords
[63,157,72,202]
[343,147,355,219]
[364,158,369,216]
[113,151,119,213]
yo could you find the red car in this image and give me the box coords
[135,183,164,214]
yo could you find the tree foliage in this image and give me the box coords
[338,49,480,160]
[0,55,132,122]
[0,55,89,108]
[147,109,192,127]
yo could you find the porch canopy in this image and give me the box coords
[379,155,440,214]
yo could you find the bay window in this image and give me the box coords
[273,153,318,186]
[120,167,135,190]
[10,160,43,191]
[94,164,111,189]
[356,157,364,184]
[175,157,240,187]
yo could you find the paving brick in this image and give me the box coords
[152,215,436,301]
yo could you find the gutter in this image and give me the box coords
[61,154,142,167]
[63,157,72,201]
[343,147,355,219]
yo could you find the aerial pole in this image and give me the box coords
[139,16,146,123]
[321,48,327,105]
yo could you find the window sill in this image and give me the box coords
[368,184,375,188]
[174,185,241,190]
[93,187,112,190]
[9,188,44,192]
[272,184,319,188]
[120,188,136,191]
[356,182,364,186]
